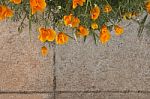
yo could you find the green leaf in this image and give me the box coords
[138,14,148,37]
[84,36,87,42]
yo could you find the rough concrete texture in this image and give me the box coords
[0,94,53,99]
[55,18,150,91]
[0,21,54,91]
[0,16,150,99]
[56,93,150,99]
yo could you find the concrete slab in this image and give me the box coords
[0,94,53,99]
[56,93,150,99]
[55,20,150,91]
[0,21,54,91]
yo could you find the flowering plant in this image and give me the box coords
[0,0,150,56]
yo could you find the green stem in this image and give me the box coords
[66,34,75,40]
[85,0,89,14]
[18,13,27,33]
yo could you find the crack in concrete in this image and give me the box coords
[0,91,52,94]
[1,90,150,94]
[51,24,57,99]
[56,90,150,94]
[52,42,56,99]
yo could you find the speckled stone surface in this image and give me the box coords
[0,94,53,99]
[56,93,150,99]
[0,16,150,99]
[55,19,150,91]
[0,21,54,91]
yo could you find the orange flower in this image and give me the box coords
[145,1,150,13]
[56,32,69,45]
[10,0,21,4]
[38,27,56,42]
[91,22,98,30]
[0,6,6,20]
[77,25,89,36]
[4,8,13,18]
[38,28,48,42]
[30,0,46,14]
[0,5,13,20]
[99,25,111,44]
[71,17,80,27]
[41,46,48,57]
[103,4,112,13]
[90,5,100,20]
[72,0,86,9]
[46,29,56,41]
[64,14,80,28]
[64,14,72,26]
[114,25,124,36]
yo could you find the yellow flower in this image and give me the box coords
[10,0,21,4]
[126,12,132,19]
[145,1,150,13]
[131,11,139,17]
[90,5,100,20]
[99,25,111,44]
[30,0,46,14]
[38,27,56,42]
[63,14,80,28]
[72,0,86,9]
[41,46,48,57]
[56,32,69,45]
[77,26,89,36]
[103,4,112,13]
[0,5,13,20]
[123,12,132,20]
[114,25,124,36]
[91,23,98,30]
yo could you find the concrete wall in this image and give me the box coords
[0,16,150,99]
